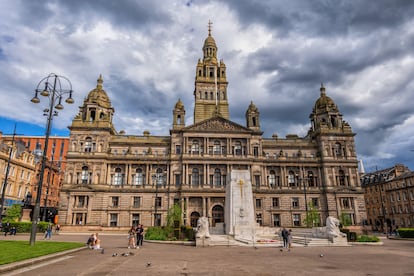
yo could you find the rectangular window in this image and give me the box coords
[256,213,262,225]
[272,197,279,208]
[255,198,262,208]
[155,196,162,208]
[312,198,319,208]
[273,214,281,227]
[110,213,118,227]
[112,196,119,207]
[254,175,260,189]
[293,214,301,226]
[292,197,299,208]
[175,174,181,188]
[132,214,140,226]
[77,196,87,208]
[133,197,141,208]
[253,146,259,157]
[175,145,181,154]
[154,213,161,226]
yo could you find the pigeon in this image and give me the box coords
[279,249,283,252]
[320,254,324,257]
[121,252,129,257]
[146,262,151,267]
[112,253,118,257]
[128,252,135,256]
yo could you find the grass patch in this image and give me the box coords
[356,235,380,242]
[0,240,84,265]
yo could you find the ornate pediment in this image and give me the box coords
[184,116,252,133]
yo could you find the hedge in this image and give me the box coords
[398,228,414,238]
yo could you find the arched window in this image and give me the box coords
[213,140,221,155]
[84,137,92,152]
[214,168,221,187]
[134,168,144,186]
[90,110,96,122]
[81,166,89,184]
[210,92,213,100]
[113,168,123,185]
[205,92,208,99]
[269,170,276,187]
[192,168,200,187]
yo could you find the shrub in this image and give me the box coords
[398,228,414,238]
[356,235,380,242]
[2,221,49,233]
[145,226,173,241]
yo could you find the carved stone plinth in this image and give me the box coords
[21,208,32,222]
[196,237,210,247]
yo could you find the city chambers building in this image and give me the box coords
[58,28,366,230]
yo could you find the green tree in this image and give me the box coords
[166,203,182,228]
[303,202,320,227]
[340,213,352,227]
[3,204,22,223]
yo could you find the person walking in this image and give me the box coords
[281,227,289,249]
[128,226,136,249]
[44,223,53,239]
[136,224,144,248]
[287,229,292,251]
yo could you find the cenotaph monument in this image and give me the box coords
[225,170,256,242]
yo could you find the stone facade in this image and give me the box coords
[361,164,414,231]
[58,28,366,230]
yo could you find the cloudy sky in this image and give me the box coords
[1,0,414,172]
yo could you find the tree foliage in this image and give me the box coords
[166,203,182,228]
[303,202,320,227]
[340,212,352,227]
[3,204,22,223]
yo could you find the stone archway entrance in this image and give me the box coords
[190,211,200,227]
[212,205,224,227]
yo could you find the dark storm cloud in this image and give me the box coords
[222,0,414,37]
[16,0,172,32]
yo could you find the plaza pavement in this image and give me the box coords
[0,232,413,275]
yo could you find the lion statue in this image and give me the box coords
[196,216,210,239]
[326,216,346,239]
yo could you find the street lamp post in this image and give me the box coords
[29,73,74,246]
[42,146,55,222]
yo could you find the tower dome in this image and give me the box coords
[313,84,338,113]
[86,74,112,109]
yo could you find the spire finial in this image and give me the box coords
[97,74,103,88]
[320,82,326,95]
[208,20,212,36]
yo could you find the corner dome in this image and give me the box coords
[86,74,112,109]
[247,101,259,112]
[174,98,184,110]
[314,84,338,113]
